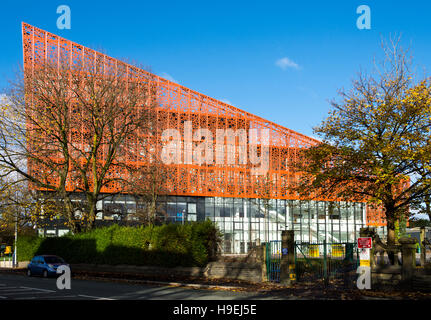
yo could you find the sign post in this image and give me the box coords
[357,237,372,267]
[356,237,372,289]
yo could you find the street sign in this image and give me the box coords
[357,237,372,249]
[359,248,370,260]
[359,248,371,266]
[282,248,288,255]
[358,237,372,267]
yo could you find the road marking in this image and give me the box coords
[77,294,114,300]
[0,288,34,293]
[3,291,54,296]
[0,296,6,299]
[20,286,55,293]
[0,286,55,297]
[37,295,78,300]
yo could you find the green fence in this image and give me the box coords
[294,241,359,283]
[266,240,282,282]
[265,240,359,284]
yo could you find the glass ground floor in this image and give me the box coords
[158,196,369,254]
[39,194,386,254]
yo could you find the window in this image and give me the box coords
[177,203,187,222]
[45,230,56,237]
[234,199,244,218]
[224,233,232,254]
[187,214,197,222]
[44,256,65,264]
[58,229,69,237]
[205,198,214,219]
[318,202,326,220]
[328,203,340,220]
[104,203,125,220]
[234,222,243,230]
[214,197,223,218]
[188,203,196,214]
[277,200,286,224]
[167,202,176,217]
[292,201,301,222]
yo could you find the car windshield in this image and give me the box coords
[44,256,65,264]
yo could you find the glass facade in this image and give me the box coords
[157,196,368,254]
[91,195,368,254]
[42,193,377,253]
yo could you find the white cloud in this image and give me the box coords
[275,57,301,70]
[160,72,178,84]
[220,99,233,106]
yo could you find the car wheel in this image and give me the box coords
[43,270,48,278]
[27,269,32,277]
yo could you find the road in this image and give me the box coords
[0,272,280,300]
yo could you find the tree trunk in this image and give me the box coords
[85,194,98,231]
[88,201,97,231]
[385,205,396,265]
[149,200,156,224]
[426,198,431,222]
[61,191,77,234]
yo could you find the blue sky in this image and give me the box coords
[1,1,431,138]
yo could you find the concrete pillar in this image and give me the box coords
[280,230,295,286]
[255,243,263,263]
[261,244,267,282]
[399,237,417,287]
[420,227,426,267]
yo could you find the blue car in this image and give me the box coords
[27,255,70,278]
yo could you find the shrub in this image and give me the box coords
[17,221,221,267]
[16,235,43,262]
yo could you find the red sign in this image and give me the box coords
[357,237,372,249]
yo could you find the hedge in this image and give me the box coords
[17,220,222,267]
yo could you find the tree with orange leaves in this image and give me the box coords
[293,37,431,262]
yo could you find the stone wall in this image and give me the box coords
[0,261,28,268]
[412,274,431,291]
[71,263,206,277]
[0,261,12,268]
[205,261,262,282]
[67,247,264,283]
[6,246,264,283]
[69,260,263,283]
[372,266,402,289]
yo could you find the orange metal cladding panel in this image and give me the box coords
[366,205,387,227]
[21,23,385,226]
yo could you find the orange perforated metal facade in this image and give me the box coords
[21,22,386,227]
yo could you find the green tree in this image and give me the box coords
[292,38,431,260]
[0,176,54,235]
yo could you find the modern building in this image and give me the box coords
[22,23,386,253]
